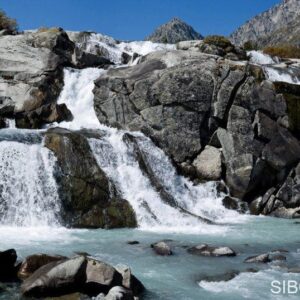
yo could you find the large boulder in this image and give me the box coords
[21,256,144,298]
[0,28,75,128]
[21,256,86,297]
[92,49,300,216]
[44,128,137,228]
[192,145,222,181]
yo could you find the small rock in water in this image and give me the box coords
[188,244,236,257]
[244,253,271,263]
[127,241,140,245]
[151,241,173,256]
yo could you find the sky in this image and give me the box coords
[1,0,281,41]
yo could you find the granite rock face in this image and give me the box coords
[0,28,74,128]
[93,49,300,216]
[230,0,300,47]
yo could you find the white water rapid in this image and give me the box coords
[248,50,300,85]
[76,32,176,64]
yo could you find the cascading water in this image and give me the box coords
[248,50,300,85]
[0,139,61,226]
[76,32,176,64]
[56,67,105,129]
[57,66,245,233]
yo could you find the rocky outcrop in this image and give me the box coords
[230,0,300,47]
[146,17,203,44]
[93,49,300,217]
[44,128,137,228]
[67,31,120,66]
[177,36,247,61]
[0,28,75,128]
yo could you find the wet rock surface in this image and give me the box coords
[187,244,236,257]
[93,49,300,217]
[15,252,144,299]
[151,241,173,256]
[44,128,137,229]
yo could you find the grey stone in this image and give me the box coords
[192,146,222,181]
[188,244,236,257]
[151,241,173,256]
[244,253,270,263]
[21,256,86,297]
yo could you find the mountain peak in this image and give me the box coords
[146,18,203,44]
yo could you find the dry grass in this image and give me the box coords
[263,45,300,59]
[203,35,233,49]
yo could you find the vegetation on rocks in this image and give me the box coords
[0,10,17,32]
[263,44,300,59]
[203,35,233,49]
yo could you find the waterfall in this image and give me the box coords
[0,139,61,227]
[56,68,105,130]
[56,67,245,232]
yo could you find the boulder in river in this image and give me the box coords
[21,255,144,298]
[188,244,236,257]
[151,241,173,256]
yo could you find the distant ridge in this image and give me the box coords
[230,0,300,47]
[146,17,203,44]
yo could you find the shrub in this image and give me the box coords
[203,35,233,49]
[263,45,300,59]
[0,10,17,32]
[243,41,258,51]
